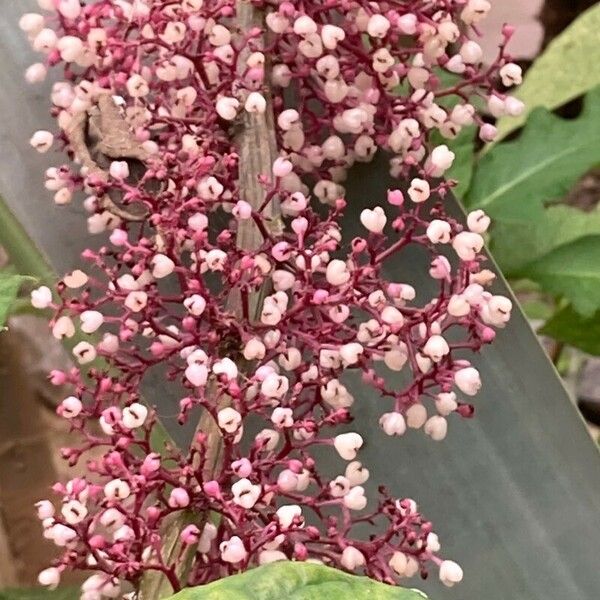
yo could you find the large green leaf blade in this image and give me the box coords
[540,305,600,356]
[491,205,600,275]
[495,4,600,140]
[465,88,600,218]
[167,562,427,600]
[522,235,600,317]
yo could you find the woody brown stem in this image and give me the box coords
[139,2,278,597]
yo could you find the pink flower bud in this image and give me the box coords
[181,524,201,544]
[168,487,190,508]
[387,189,404,206]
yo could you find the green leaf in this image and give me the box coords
[491,205,600,275]
[521,235,600,317]
[540,305,600,356]
[166,562,428,600]
[0,271,33,328]
[495,3,600,140]
[465,87,600,219]
[0,588,79,600]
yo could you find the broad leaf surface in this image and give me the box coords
[522,236,600,317]
[465,88,600,219]
[167,562,428,600]
[491,205,600,276]
[540,305,600,356]
[495,4,600,140]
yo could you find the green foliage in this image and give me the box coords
[522,236,600,317]
[490,205,600,276]
[0,271,34,329]
[0,588,78,600]
[540,305,600,356]
[465,88,600,220]
[495,3,600,140]
[167,562,428,600]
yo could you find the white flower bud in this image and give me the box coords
[80,310,103,334]
[261,373,289,399]
[360,206,387,233]
[343,485,367,510]
[232,478,261,509]
[60,396,82,418]
[460,40,483,64]
[439,560,463,587]
[452,231,484,261]
[151,254,175,278]
[345,461,369,486]
[447,294,471,317]
[122,403,148,429]
[245,91,267,114]
[217,407,242,433]
[213,357,238,380]
[326,259,351,286]
[426,220,451,244]
[220,536,247,563]
[216,96,239,120]
[339,343,364,366]
[293,15,317,36]
[367,14,390,38]
[31,285,52,309]
[406,404,428,429]
[500,63,523,87]
[104,479,131,500]
[25,62,47,83]
[184,294,206,316]
[276,504,302,529]
[30,130,53,153]
[466,209,491,233]
[72,341,96,364]
[436,392,458,416]
[334,432,363,460]
[408,178,431,203]
[38,567,61,590]
[424,415,448,441]
[61,499,87,524]
[341,546,366,570]
[481,295,512,327]
[381,306,404,327]
[125,291,148,313]
[379,412,406,436]
[454,367,482,395]
[321,24,345,49]
[429,145,455,176]
[423,335,450,362]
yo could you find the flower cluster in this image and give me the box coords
[23,0,518,597]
